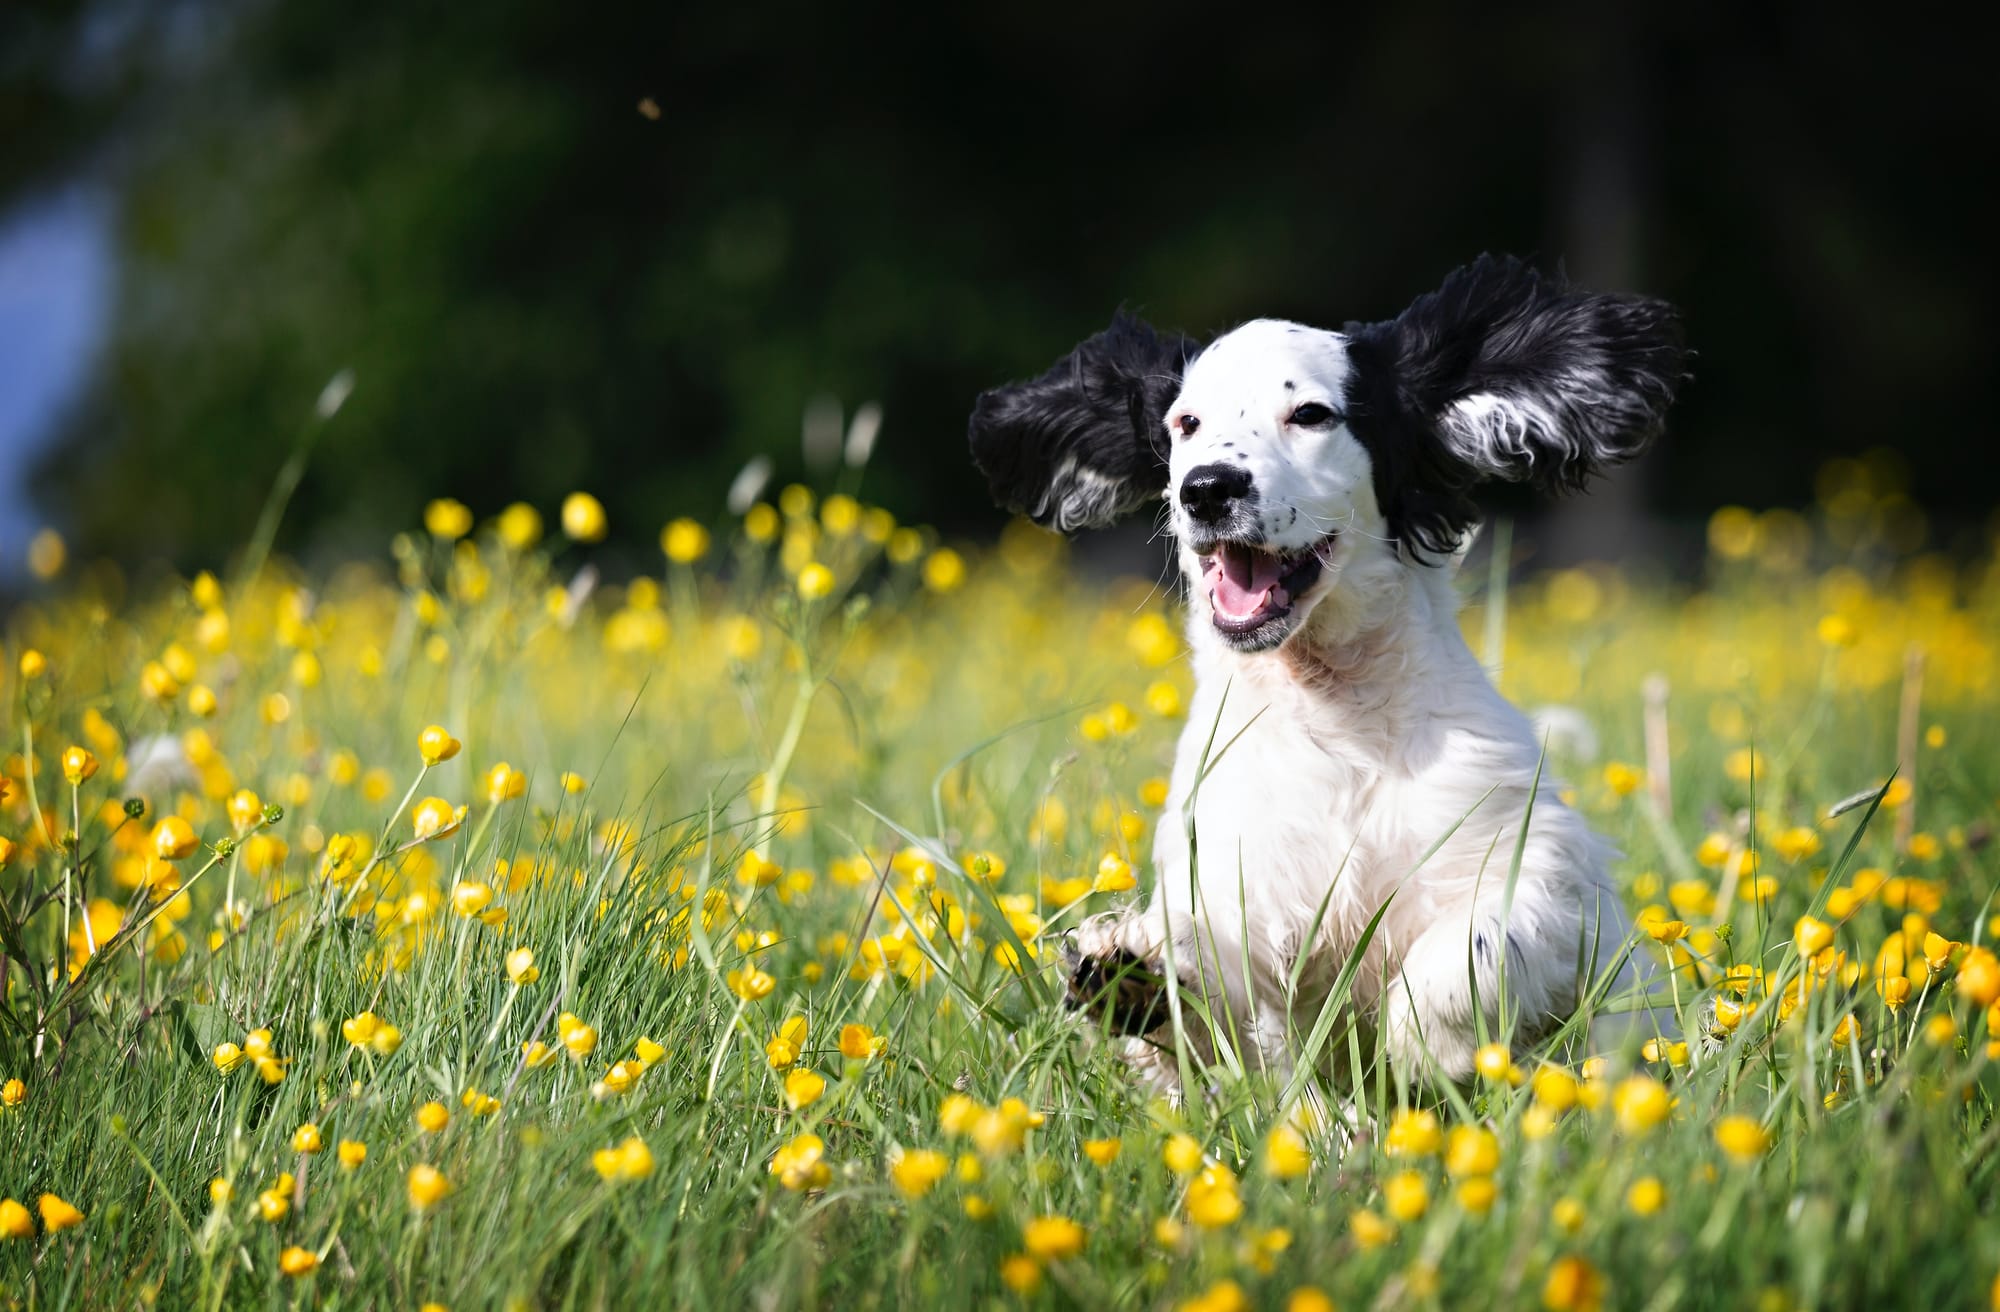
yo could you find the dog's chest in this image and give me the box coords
[1151,667,1401,934]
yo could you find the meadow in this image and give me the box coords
[3,452,1998,1310]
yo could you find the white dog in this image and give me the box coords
[968,256,1685,1098]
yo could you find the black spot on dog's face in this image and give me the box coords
[1062,940,1169,1037]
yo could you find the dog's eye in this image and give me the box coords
[1177,415,1201,437]
[1288,403,1338,427]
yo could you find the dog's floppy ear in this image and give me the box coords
[968,314,1193,532]
[1345,255,1687,557]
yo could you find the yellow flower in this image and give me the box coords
[152,816,200,860]
[559,1015,598,1059]
[784,1068,827,1110]
[728,967,777,1001]
[1163,1132,1204,1175]
[1083,1137,1123,1166]
[770,1133,830,1191]
[1288,1287,1336,1312]
[1384,1108,1442,1157]
[1349,1207,1395,1248]
[256,1188,289,1223]
[922,548,966,593]
[61,745,98,786]
[291,1123,323,1154]
[1264,1125,1312,1179]
[1613,1076,1672,1134]
[207,1178,233,1206]
[1773,826,1822,862]
[562,491,608,542]
[1,1078,23,1108]
[998,1254,1042,1294]
[278,1245,320,1277]
[1958,948,2000,1007]
[1543,1255,1606,1311]
[497,501,543,549]
[1023,1214,1087,1260]
[451,881,495,918]
[416,1101,450,1133]
[425,498,474,540]
[796,562,835,600]
[1092,851,1136,893]
[939,1094,980,1136]
[972,1098,1042,1156]
[139,660,180,703]
[212,1042,245,1073]
[1445,1125,1500,1178]
[1648,919,1689,945]
[1383,1170,1429,1222]
[411,797,466,841]
[1602,761,1642,797]
[484,762,526,804]
[407,1164,450,1210]
[1186,1163,1244,1229]
[1793,915,1835,958]
[417,724,462,765]
[1714,1115,1771,1162]
[1551,1197,1586,1234]
[1473,1043,1516,1083]
[591,1135,656,1183]
[1532,1065,1580,1112]
[505,946,540,985]
[337,1140,367,1170]
[1456,1176,1499,1215]
[890,1148,950,1198]
[1181,1279,1249,1312]
[461,1089,501,1116]
[1626,1176,1666,1215]
[1145,679,1184,717]
[0,1198,34,1239]
[1816,613,1857,647]
[661,518,711,563]
[38,1194,84,1232]
[839,1023,884,1060]
[522,1039,556,1066]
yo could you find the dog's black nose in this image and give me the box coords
[1179,464,1253,523]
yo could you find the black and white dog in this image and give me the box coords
[968,256,1685,1097]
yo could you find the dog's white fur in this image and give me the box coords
[1071,320,1655,1097]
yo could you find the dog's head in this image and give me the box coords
[969,256,1687,652]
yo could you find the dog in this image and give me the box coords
[967,255,1686,1100]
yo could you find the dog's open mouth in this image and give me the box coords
[1200,535,1337,641]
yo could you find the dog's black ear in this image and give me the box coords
[1345,255,1687,557]
[968,314,1192,532]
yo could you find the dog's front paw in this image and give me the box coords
[1062,934,1171,1037]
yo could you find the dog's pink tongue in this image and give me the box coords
[1211,544,1286,620]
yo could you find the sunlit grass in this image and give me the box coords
[3,457,1999,1309]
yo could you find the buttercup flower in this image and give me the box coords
[890,1148,949,1198]
[152,816,200,860]
[1022,1215,1086,1261]
[418,724,462,765]
[562,491,608,542]
[39,1194,84,1232]
[407,1164,450,1210]
[62,745,98,785]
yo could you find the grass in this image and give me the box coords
[3,470,1999,1311]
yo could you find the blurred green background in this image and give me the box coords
[0,1,1991,576]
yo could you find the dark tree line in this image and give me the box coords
[3,0,1991,568]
